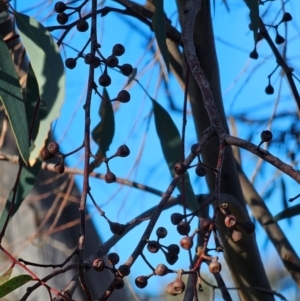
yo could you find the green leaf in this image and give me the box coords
[0,263,15,286]
[15,13,65,165]
[151,99,197,210]
[152,0,169,72]
[0,160,42,229]
[244,0,259,45]
[0,36,29,164]
[0,275,33,298]
[264,204,300,225]
[90,89,115,171]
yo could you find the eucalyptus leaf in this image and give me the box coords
[0,275,33,298]
[90,89,115,171]
[0,36,29,164]
[152,0,169,72]
[151,99,197,210]
[15,12,65,165]
[0,263,14,286]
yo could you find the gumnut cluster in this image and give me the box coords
[40,142,65,174]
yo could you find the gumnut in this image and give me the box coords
[180,236,193,250]
[54,1,67,13]
[120,63,133,76]
[57,12,68,25]
[112,44,125,56]
[165,252,178,265]
[261,130,273,142]
[174,162,187,175]
[107,252,120,265]
[155,263,171,276]
[65,58,77,69]
[135,276,148,288]
[113,277,124,289]
[275,34,285,45]
[209,261,222,274]
[156,227,167,239]
[118,264,130,277]
[249,49,258,59]
[190,143,200,155]
[93,258,105,272]
[224,214,237,228]
[147,240,160,253]
[108,220,126,235]
[116,144,130,157]
[200,217,212,232]
[176,221,190,235]
[84,53,95,65]
[239,221,255,234]
[117,90,131,103]
[47,142,60,154]
[77,19,89,32]
[167,244,180,255]
[106,55,119,67]
[281,12,292,22]
[195,165,207,177]
[99,73,111,87]
[105,170,116,183]
[166,278,185,296]
[265,84,274,95]
[170,213,184,225]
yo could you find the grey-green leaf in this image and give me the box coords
[151,99,197,210]
[0,275,33,298]
[0,36,29,164]
[0,159,42,229]
[90,89,115,171]
[244,0,259,45]
[152,0,169,72]
[15,12,65,165]
[0,264,14,286]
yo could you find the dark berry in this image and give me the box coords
[54,1,67,13]
[116,144,130,157]
[93,57,101,68]
[99,73,111,87]
[176,221,190,235]
[265,84,274,95]
[156,227,167,239]
[65,58,76,69]
[275,34,285,45]
[77,19,89,32]
[249,49,258,59]
[106,55,119,67]
[260,130,273,142]
[165,253,178,265]
[170,213,184,225]
[281,12,292,22]
[112,44,125,56]
[107,253,119,265]
[109,221,126,235]
[174,162,187,175]
[105,171,116,183]
[84,53,95,65]
[113,277,124,289]
[135,276,148,288]
[147,240,160,253]
[120,63,133,76]
[195,165,207,177]
[118,265,130,277]
[57,12,68,25]
[117,90,130,103]
[167,244,180,255]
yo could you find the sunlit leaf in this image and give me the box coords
[0,159,42,229]
[0,36,29,164]
[152,0,169,72]
[0,263,15,286]
[0,275,33,298]
[264,204,300,225]
[90,89,115,171]
[243,0,259,45]
[151,99,197,210]
[15,13,65,165]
